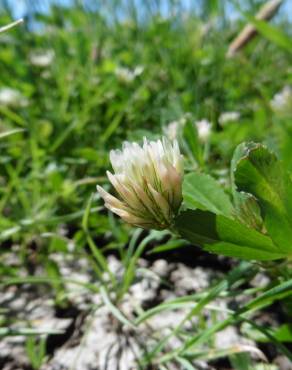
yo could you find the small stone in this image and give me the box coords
[151,259,169,277]
[250,272,270,288]
[171,265,210,294]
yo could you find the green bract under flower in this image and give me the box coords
[97,137,184,229]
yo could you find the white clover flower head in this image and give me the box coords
[195,119,211,142]
[115,67,135,82]
[164,116,188,141]
[0,87,28,107]
[218,111,240,126]
[97,137,184,230]
[115,65,143,83]
[271,86,292,112]
[164,121,180,141]
[29,50,55,67]
[133,65,144,76]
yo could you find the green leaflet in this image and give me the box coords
[175,210,219,246]
[182,119,203,166]
[183,172,234,217]
[231,142,263,230]
[204,242,284,261]
[175,209,284,261]
[235,143,292,255]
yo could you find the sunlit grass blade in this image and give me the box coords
[99,286,136,329]
[0,18,23,33]
[0,128,25,139]
[0,327,63,336]
[1,276,100,293]
[82,194,116,285]
[118,230,168,300]
[141,262,254,364]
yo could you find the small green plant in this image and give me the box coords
[25,335,47,370]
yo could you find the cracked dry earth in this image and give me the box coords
[0,249,291,370]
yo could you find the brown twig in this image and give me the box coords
[227,0,283,57]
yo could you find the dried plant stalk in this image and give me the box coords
[227,0,283,57]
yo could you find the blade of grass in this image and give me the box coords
[175,279,292,362]
[0,207,103,241]
[141,262,255,364]
[0,327,63,336]
[1,276,100,293]
[82,194,116,286]
[99,286,136,329]
[118,230,169,300]
[0,128,25,139]
[0,18,23,33]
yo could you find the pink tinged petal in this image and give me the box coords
[109,149,128,174]
[121,187,141,209]
[169,139,184,175]
[174,154,184,175]
[172,175,183,209]
[106,204,152,226]
[104,204,129,217]
[107,171,124,193]
[156,161,174,204]
[164,165,183,209]
[130,162,144,184]
[96,185,126,209]
[107,171,150,215]
[133,183,160,220]
[107,172,128,191]
[147,183,171,223]
[106,172,131,203]
[162,137,173,161]
[141,163,157,190]
[107,172,143,210]
[157,161,182,210]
